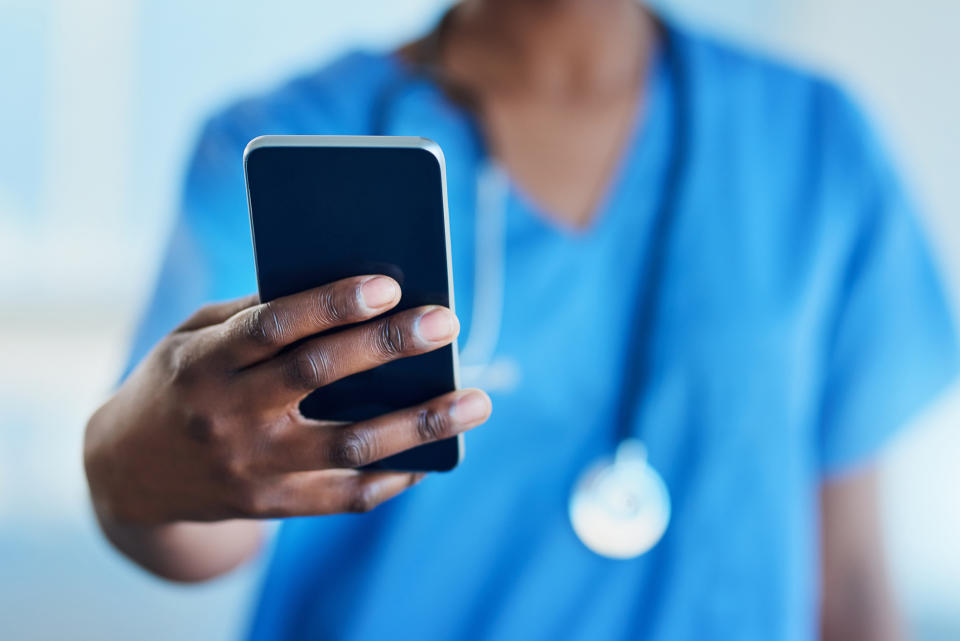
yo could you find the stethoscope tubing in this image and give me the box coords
[371,19,689,449]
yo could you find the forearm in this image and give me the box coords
[94,512,265,583]
[820,467,905,641]
[820,565,904,641]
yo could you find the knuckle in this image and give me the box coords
[346,483,379,514]
[314,286,348,326]
[184,412,225,445]
[415,407,452,442]
[373,318,407,357]
[204,434,250,482]
[213,446,250,483]
[327,429,372,468]
[282,348,329,390]
[167,339,202,387]
[223,454,251,483]
[243,304,284,347]
[234,482,273,517]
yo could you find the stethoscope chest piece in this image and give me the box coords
[569,439,670,560]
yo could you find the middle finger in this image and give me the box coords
[238,304,459,408]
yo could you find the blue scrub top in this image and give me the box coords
[127,20,958,641]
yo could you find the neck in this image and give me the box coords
[445,0,654,99]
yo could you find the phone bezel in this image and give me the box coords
[243,135,464,470]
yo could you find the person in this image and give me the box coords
[83,1,959,640]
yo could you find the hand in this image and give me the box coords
[84,275,491,526]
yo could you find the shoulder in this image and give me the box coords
[672,21,849,118]
[670,21,882,175]
[662,21,931,327]
[666,19,900,238]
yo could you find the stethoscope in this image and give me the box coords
[373,11,689,560]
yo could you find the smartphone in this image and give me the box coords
[244,135,462,472]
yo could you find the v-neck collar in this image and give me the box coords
[381,27,672,241]
[505,39,671,240]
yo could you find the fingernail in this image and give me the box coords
[415,308,456,342]
[451,390,491,424]
[360,277,399,309]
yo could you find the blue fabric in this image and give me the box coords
[126,21,959,641]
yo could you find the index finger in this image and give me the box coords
[217,275,401,367]
[175,294,260,332]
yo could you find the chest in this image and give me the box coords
[481,93,640,227]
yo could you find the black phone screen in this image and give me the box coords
[245,138,460,471]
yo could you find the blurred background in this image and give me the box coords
[1,0,958,639]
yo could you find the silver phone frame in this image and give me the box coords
[243,135,464,467]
